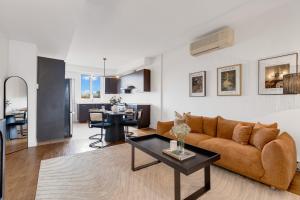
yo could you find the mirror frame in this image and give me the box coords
[3,76,29,153]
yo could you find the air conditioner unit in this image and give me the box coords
[190,27,234,56]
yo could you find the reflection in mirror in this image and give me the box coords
[4,76,28,154]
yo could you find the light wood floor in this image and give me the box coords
[5,127,299,200]
[6,137,28,154]
[5,127,154,200]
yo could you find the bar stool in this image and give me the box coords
[88,111,112,148]
[122,109,143,137]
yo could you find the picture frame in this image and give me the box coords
[217,64,242,96]
[258,53,298,95]
[189,71,206,97]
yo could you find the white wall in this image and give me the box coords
[8,40,37,147]
[0,32,9,118]
[161,2,300,160]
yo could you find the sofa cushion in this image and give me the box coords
[162,132,212,146]
[157,121,174,135]
[255,122,278,129]
[186,115,203,133]
[250,127,279,150]
[202,116,218,137]
[162,131,176,140]
[217,117,254,139]
[217,117,240,139]
[198,138,264,179]
[232,123,253,145]
[249,122,278,146]
[185,133,212,146]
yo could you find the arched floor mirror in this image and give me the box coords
[4,76,28,154]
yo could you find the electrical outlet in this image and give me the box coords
[297,162,300,172]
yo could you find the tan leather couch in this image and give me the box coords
[156,116,297,190]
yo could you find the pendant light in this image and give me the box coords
[103,57,107,78]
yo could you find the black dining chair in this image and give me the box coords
[122,109,143,137]
[14,111,27,136]
[88,111,112,148]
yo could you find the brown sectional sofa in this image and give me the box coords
[156,116,297,190]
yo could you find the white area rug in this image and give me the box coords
[36,144,298,200]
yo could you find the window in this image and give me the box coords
[92,76,101,98]
[81,75,101,99]
[81,75,91,99]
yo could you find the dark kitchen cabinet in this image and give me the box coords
[105,77,119,94]
[77,104,111,123]
[119,69,150,93]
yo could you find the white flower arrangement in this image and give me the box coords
[171,123,191,139]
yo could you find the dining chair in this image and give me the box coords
[14,111,27,136]
[88,111,112,148]
[122,109,143,137]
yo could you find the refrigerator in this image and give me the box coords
[64,79,75,138]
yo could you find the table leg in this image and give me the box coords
[204,165,210,190]
[176,165,211,200]
[131,145,160,171]
[174,170,181,200]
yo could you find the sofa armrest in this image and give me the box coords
[156,121,174,135]
[261,132,297,190]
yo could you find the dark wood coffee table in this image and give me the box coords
[126,134,220,200]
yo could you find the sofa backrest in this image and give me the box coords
[185,115,203,133]
[202,116,218,137]
[217,116,255,139]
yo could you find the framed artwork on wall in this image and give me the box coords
[189,71,206,97]
[217,64,242,96]
[258,53,298,95]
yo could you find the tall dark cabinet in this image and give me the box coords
[37,57,66,142]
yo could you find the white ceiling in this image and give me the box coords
[0,0,85,59]
[0,0,294,70]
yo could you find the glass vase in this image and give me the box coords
[177,137,185,155]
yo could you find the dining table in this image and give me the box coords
[103,111,126,143]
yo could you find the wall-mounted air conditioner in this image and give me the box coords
[190,27,234,56]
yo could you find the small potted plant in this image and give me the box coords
[109,96,122,112]
[171,123,191,154]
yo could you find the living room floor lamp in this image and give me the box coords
[283,73,300,94]
[283,73,300,171]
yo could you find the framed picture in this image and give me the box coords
[217,64,242,96]
[258,53,298,95]
[189,71,206,97]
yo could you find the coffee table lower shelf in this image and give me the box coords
[131,145,211,200]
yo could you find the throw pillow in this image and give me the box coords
[255,122,278,129]
[250,126,279,150]
[232,123,253,145]
[249,122,279,146]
